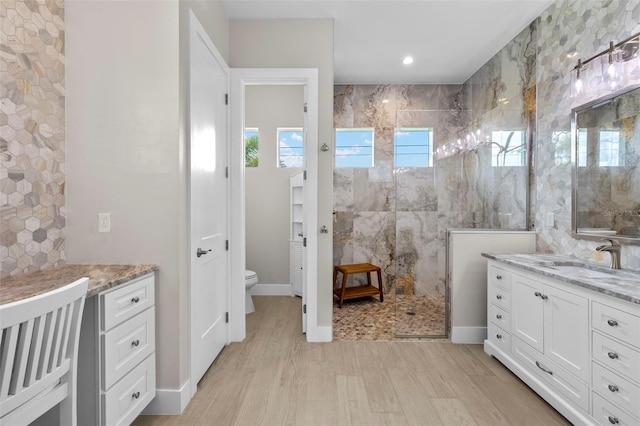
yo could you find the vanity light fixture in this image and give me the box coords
[571,31,640,98]
[605,41,620,91]
[402,56,414,65]
[573,58,584,96]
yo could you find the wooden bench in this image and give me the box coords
[333,263,383,308]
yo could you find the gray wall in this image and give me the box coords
[245,85,304,285]
[66,0,230,393]
[230,19,334,326]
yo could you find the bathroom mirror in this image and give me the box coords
[572,85,640,244]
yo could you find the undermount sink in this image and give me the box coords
[541,261,640,282]
[547,265,620,279]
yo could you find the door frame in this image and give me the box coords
[188,11,231,398]
[229,68,319,342]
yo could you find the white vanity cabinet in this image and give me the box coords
[78,272,156,426]
[487,263,512,351]
[511,273,590,381]
[590,298,640,425]
[484,258,640,426]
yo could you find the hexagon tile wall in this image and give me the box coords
[1,0,66,278]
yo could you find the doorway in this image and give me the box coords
[243,85,305,308]
[229,69,320,342]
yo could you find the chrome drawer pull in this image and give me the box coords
[131,297,140,303]
[131,339,140,347]
[535,361,553,375]
[608,352,619,360]
[496,295,503,300]
[496,314,502,319]
[496,275,502,280]
[607,319,619,327]
[608,416,619,424]
[608,384,619,393]
[132,391,141,399]
[496,334,502,340]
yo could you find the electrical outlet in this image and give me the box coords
[98,213,111,233]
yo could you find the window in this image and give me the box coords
[335,128,374,167]
[598,130,620,166]
[278,128,304,168]
[491,130,527,166]
[577,128,621,167]
[394,128,433,167]
[245,128,259,167]
[577,128,587,167]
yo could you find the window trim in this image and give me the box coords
[334,127,375,168]
[394,127,434,168]
[277,127,305,168]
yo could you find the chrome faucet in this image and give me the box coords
[596,239,622,269]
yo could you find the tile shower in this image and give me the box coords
[333,22,537,339]
[332,0,640,340]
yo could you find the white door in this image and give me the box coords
[301,91,309,334]
[189,12,229,394]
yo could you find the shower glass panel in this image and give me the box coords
[394,109,529,338]
[394,110,460,338]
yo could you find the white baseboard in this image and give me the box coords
[306,325,332,342]
[251,283,292,296]
[142,380,191,415]
[451,326,487,344]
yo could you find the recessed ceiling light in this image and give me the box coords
[402,56,414,65]
[382,99,389,103]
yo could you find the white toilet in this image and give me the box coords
[244,270,258,314]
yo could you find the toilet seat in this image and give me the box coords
[245,270,258,286]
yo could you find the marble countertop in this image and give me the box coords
[1,264,159,305]
[482,253,640,305]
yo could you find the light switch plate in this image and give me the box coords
[98,213,111,232]
[546,212,555,228]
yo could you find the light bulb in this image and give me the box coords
[574,75,583,94]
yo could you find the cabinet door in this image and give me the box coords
[544,285,589,381]
[512,274,544,353]
[291,242,303,296]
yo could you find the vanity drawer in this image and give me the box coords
[489,264,511,290]
[489,284,511,311]
[592,301,640,349]
[489,322,510,351]
[592,392,640,426]
[102,354,156,426]
[102,307,155,390]
[592,331,640,384]
[101,274,155,332]
[593,362,640,419]
[490,304,510,332]
[512,337,589,412]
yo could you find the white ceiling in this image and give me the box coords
[220,0,554,84]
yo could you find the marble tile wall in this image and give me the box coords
[535,0,640,270]
[333,23,537,297]
[0,0,66,278]
[334,85,462,294]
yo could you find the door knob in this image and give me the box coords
[197,248,211,257]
